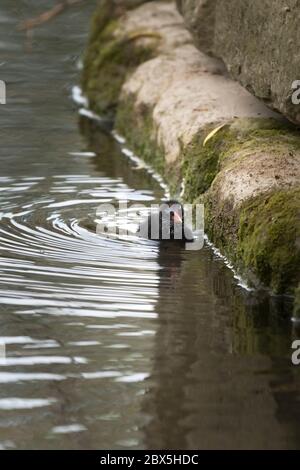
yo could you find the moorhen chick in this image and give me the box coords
[138,200,194,242]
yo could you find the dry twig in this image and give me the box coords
[17,0,84,31]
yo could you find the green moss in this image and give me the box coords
[81,0,158,119]
[87,0,115,44]
[238,189,300,293]
[117,105,300,295]
[81,3,300,302]
[203,188,300,294]
[116,96,166,176]
[182,123,233,200]
[182,118,300,204]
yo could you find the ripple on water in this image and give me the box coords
[0,171,162,448]
[1,0,297,449]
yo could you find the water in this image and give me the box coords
[0,0,300,450]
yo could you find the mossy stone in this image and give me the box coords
[81,0,158,119]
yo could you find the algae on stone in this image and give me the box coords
[238,189,300,293]
[81,0,158,119]
[179,118,300,294]
[82,0,300,302]
[182,118,300,204]
[116,96,166,176]
[201,187,300,294]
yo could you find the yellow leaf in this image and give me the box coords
[203,124,226,147]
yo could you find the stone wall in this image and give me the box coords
[82,0,300,303]
[177,0,300,126]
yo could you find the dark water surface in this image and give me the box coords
[0,0,300,450]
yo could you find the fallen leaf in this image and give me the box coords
[203,123,227,147]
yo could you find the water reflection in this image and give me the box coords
[0,0,300,451]
[138,243,300,449]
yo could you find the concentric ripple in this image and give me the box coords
[0,170,164,449]
[0,173,161,311]
[1,0,299,451]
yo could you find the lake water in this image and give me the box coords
[0,0,300,450]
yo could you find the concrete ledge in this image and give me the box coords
[177,0,300,126]
[82,0,300,296]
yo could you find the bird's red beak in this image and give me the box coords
[173,211,182,224]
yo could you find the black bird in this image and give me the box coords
[138,200,194,242]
